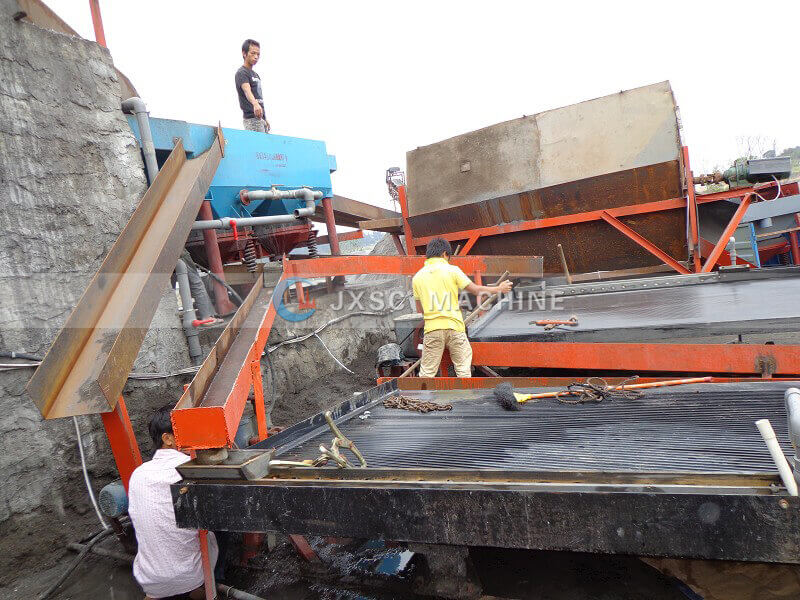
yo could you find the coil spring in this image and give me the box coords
[306,220,319,258]
[243,239,258,273]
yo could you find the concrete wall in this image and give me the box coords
[0,0,191,584]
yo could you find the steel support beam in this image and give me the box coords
[28,132,225,418]
[199,200,236,315]
[321,197,341,256]
[280,255,542,278]
[701,194,753,273]
[312,194,400,228]
[100,397,142,490]
[316,229,363,247]
[397,186,417,255]
[600,211,690,274]
[683,146,701,271]
[412,196,691,247]
[390,233,406,256]
[88,0,106,47]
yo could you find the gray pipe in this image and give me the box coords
[186,263,216,320]
[121,97,159,184]
[192,188,321,231]
[175,259,203,366]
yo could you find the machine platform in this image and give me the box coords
[469,267,800,343]
[173,378,800,564]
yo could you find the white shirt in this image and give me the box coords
[128,448,218,598]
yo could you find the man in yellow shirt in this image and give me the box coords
[412,238,513,377]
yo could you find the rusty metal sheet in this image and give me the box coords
[27,131,225,418]
[406,81,682,218]
[413,208,687,274]
[407,161,683,237]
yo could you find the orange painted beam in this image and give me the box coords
[470,341,800,376]
[412,196,690,246]
[101,397,142,490]
[281,254,542,278]
[600,211,690,274]
[701,194,752,273]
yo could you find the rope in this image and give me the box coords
[383,395,453,413]
[559,376,643,404]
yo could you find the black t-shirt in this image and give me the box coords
[235,66,265,119]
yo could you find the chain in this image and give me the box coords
[383,395,453,413]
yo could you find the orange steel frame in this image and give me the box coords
[102,148,800,479]
[399,146,798,274]
[97,145,800,599]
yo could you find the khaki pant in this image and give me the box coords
[243,117,268,133]
[419,329,473,378]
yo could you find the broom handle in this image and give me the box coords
[399,271,511,378]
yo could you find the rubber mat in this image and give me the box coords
[273,383,796,474]
[469,275,800,342]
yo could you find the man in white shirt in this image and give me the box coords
[128,405,218,600]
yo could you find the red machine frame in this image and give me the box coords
[395,147,800,271]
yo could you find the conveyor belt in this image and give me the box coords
[269,382,796,474]
[469,269,800,343]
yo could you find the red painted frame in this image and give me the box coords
[399,146,798,273]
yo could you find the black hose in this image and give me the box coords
[37,528,114,600]
[0,351,43,361]
[181,251,244,306]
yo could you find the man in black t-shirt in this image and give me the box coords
[235,39,270,133]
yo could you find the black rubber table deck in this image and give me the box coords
[266,382,797,474]
[469,270,800,342]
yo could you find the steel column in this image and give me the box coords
[321,197,341,256]
[199,530,215,600]
[249,360,268,441]
[600,211,690,274]
[790,231,800,265]
[397,186,417,255]
[683,146,701,271]
[748,223,762,268]
[199,201,236,315]
[390,233,406,256]
[701,194,753,272]
[88,0,107,47]
[100,397,142,491]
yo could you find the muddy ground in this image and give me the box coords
[270,351,380,428]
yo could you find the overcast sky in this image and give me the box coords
[48,0,800,216]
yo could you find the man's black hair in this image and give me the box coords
[148,404,174,449]
[242,39,260,54]
[425,237,453,259]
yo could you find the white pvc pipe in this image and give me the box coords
[785,388,800,450]
[756,418,799,496]
[191,188,321,231]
